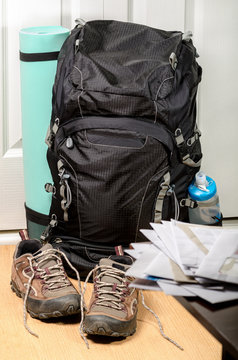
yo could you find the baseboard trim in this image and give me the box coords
[0,231,20,245]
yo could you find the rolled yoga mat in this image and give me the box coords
[20,26,70,239]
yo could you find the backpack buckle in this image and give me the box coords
[40,214,58,243]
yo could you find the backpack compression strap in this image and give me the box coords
[154,172,171,223]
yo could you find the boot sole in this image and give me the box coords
[83,314,137,337]
[10,280,81,319]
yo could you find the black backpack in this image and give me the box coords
[43,20,202,274]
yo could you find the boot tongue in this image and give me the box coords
[99,258,131,271]
[29,244,66,287]
[33,243,53,256]
[33,243,59,271]
[40,243,53,252]
[98,258,131,286]
[92,258,132,307]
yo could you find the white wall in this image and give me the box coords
[193,0,238,217]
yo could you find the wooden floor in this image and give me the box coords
[0,245,222,360]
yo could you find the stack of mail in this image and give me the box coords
[125,220,238,304]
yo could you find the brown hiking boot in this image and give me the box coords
[11,239,81,320]
[82,257,138,337]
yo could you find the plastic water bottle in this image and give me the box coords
[188,171,222,225]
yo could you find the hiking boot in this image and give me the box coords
[83,257,138,337]
[11,239,81,320]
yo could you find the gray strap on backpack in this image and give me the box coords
[45,118,60,148]
[182,31,193,42]
[181,197,219,209]
[180,198,197,208]
[154,172,170,223]
[75,18,86,27]
[57,160,72,222]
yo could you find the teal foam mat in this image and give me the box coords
[20,26,70,216]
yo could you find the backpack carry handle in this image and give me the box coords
[54,116,174,153]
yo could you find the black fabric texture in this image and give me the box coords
[54,116,173,152]
[25,204,49,226]
[49,236,135,279]
[49,236,118,279]
[49,117,170,244]
[45,20,202,267]
[52,20,185,123]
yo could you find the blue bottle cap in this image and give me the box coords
[188,175,217,201]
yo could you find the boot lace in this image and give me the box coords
[23,248,82,337]
[79,264,183,351]
[79,264,129,347]
[91,265,132,309]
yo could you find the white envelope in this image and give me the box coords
[182,284,238,303]
[195,229,238,284]
[158,281,196,297]
[125,244,159,279]
[144,250,196,283]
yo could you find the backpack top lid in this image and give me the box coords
[71,20,183,96]
[74,20,182,88]
[53,20,201,127]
